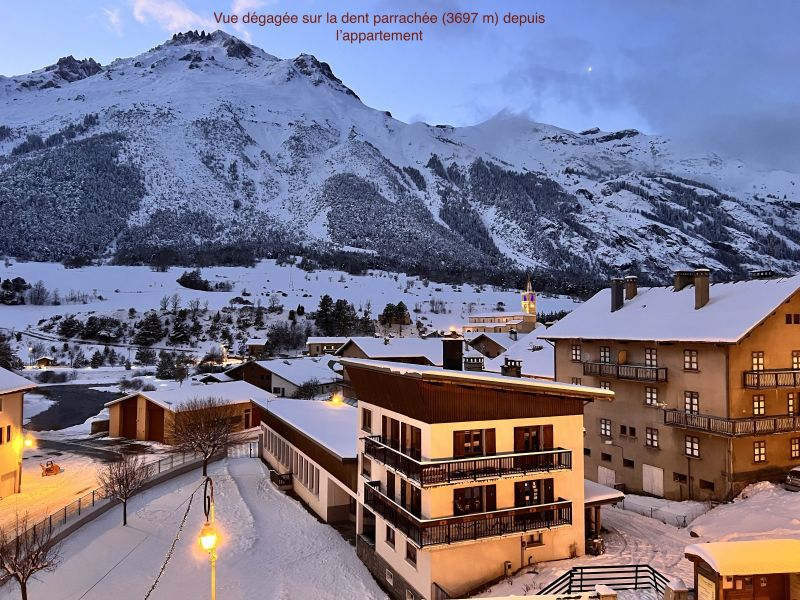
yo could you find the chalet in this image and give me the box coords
[35,356,57,368]
[225,356,341,397]
[105,380,273,443]
[542,270,800,501]
[0,368,35,497]
[463,332,513,358]
[307,336,349,356]
[245,338,269,357]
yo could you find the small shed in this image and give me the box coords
[685,539,800,600]
[35,356,57,368]
[584,479,624,538]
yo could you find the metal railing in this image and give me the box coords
[21,452,203,543]
[743,369,800,389]
[362,436,572,487]
[363,481,572,547]
[664,409,800,437]
[537,564,672,595]
[583,361,668,382]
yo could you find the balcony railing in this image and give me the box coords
[664,409,800,437]
[362,436,572,487]
[583,361,668,383]
[743,369,800,389]
[363,481,572,547]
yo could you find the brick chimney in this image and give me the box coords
[624,275,638,300]
[610,278,624,312]
[501,357,522,378]
[694,268,710,309]
[442,338,463,371]
[673,270,695,292]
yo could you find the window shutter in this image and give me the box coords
[484,428,496,455]
[453,431,466,457]
[543,478,554,503]
[542,425,554,450]
[485,484,497,512]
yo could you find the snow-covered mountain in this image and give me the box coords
[1,30,799,285]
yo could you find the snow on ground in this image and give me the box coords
[619,493,711,528]
[0,458,386,600]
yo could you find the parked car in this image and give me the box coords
[785,466,800,491]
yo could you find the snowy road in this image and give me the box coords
[2,458,386,600]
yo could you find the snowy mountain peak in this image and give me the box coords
[292,53,360,100]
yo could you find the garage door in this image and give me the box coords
[642,464,664,497]
[598,466,616,488]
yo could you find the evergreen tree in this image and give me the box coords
[0,334,20,370]
[380,303,397,328]
[315,294,334,335]
[155,351,176,380]
[168,310,190,345]
[90,351,104,369]
[134,312,164,346]
[135,347,157,365]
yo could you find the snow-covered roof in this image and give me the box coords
[541,275,800,343]
[340,358,613,400]
[247,356,341,386]
[464,332,514,350]
[464,318,524,327]
[266,398,357,458]
[469,311,530,319]
[306,336,349,345]
[246,338,268,346]
[106,380,275,411]
[485,327,555,379]
[0,368,37,395]
[196,372,234,383]
[584,479,624,506]
[336,337,443,365]
[685,539,800,575]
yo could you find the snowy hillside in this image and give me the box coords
[1,30,799,283]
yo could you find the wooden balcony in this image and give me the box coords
[362,436,572,488]
[363,481,572,547]
[664,409,800,437]
[583,361,668,383]
[743,369,800,389]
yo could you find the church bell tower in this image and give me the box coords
[521,275,537,319]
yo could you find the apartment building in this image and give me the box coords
[542,270,800,501]
[0,367,36,498]
[343,346,612,600]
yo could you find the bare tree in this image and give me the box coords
[97,453,149,526]
[0,512,61,600]
[171,397,238,476]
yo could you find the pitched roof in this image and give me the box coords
[105,380,274,411]
[541,275,800,343]
[306,336,349,345]
[245,338,268,346]
[485,326,554,379]
[464,332,514,350]
[266,398,357,458]
[685,539,800,575]
[230,356,341,386]
[340,358,613,401]
[0,368,37,395]
[336,337,443,365]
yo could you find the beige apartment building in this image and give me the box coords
[343,348,612,600]
[0,367,36,498]
[542,270,800,502]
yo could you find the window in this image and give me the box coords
[620,425,627,436]
[645,427,659,448]
[684,349,699,370]
[361,408,372,433]
[385,525,395,548]
[791,438,800,459]
[385,569,394,586]
[754,441,766,463]
[793,351,800,370]
[751,351,765,372]
[787,314,800,324]
[599,346,611,364]
[644,348,657,367]
[645,387,658,406]
[601,452,612,462]
[405,542,417,566]
[454,430,485,457]
[571,344,582,361]
[684,391,699,414]
[600,419,612,437]
[629,426,637,438]
[454,485,492,515]
[623,458,634,469]
[685,436,700,458]
[789,393,796,416]
[600,381,611,390]
[361,456,372,479]
[514,480,544,507]
[788,314,794,325]
[700,479,715,492]
[584,448,591,456]
[571,377,582,385]
[674,472,688,484]
[525,532,543,546]
[753,395,765,416]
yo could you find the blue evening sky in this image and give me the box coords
[2,0,799,169]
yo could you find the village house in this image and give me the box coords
[244,337,269,357]
[0,367,35,498]
[307,336,349,356]
[542,270,800,501]
[225,356,341,397]
[461,278,538,335]
[463,332,513,359]
[342,342,614,600]
[105,380,273,443]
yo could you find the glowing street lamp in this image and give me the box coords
[199,477,217,600]
[13,433,35,492]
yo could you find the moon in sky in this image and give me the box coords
[587,66,593,72]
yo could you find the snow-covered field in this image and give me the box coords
[0,458,386,600]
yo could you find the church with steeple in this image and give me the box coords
[462,275,538,334]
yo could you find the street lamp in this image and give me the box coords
[13,433,34,492]
[199,477,217,600]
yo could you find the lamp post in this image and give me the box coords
[13,434,34,493]
[199,477,217,600]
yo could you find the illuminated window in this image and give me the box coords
[751,351,765,372]
[685,436,700,458]
[753,395,765,416]
[600,419,612,437]
[645,428,659,448]
[644,348,657,367]
[684,391,699,414]
[599,346,611,364]
[684,349,698,370]
[645,387,658,406]
[754,441,766,463]
[571,345,581,361]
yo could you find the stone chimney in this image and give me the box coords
[509,329,518,342]
[442,338,463,371]
[673,270,695,292]
[501,357,522,378]
[610,277,624,312]
[624,275,638,300]
[694,268,710,309]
